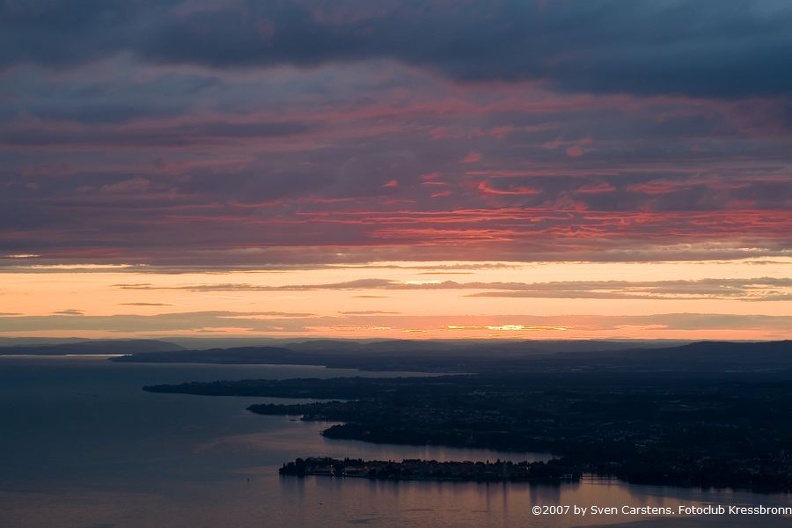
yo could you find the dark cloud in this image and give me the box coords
[119,302,172,306]
[352,295,389,299]
[0,120,312,148]
[52,309,84,316]
[0,0,139,68]
[3,1,791,99]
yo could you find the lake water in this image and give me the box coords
[1,357,790,528]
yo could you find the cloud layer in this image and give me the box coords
[1,1,791,267]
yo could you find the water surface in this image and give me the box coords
[1,357,789,528]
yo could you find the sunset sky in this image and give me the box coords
[1,0,791,340]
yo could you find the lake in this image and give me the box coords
[1,357,789,528]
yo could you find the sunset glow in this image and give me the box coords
[1,257,791,340]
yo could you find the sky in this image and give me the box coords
[1,0,791,341]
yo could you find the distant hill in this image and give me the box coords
[0,339,184,356]
[113,345,299,364]
[566,340,792,369]
[110,339,792,375]
[113,340,627,369]
[0,337,90,346]
[6,336,787,374]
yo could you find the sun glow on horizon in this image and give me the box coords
[0,257,789,341]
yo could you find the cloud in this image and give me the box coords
[1,119,313,149]
[2,3,791,269]
[223,311,317,318]
[114,278,395,291]
[467,277,792,302]
[477,180,542,196]
[340,310,401,315]
[4,1,792,99]
[418,272,474,275]
[119,302,173,306]
[0,310,315,334]
[52,309,85,316]
[108,276,792,302]
[1,2,790,344]
[460,152,482,163]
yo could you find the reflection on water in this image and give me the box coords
[0,357,789,528]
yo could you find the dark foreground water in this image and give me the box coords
[1,357,789,528]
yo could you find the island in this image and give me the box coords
[279,457,580,482]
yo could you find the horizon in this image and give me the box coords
[2,1,791,341]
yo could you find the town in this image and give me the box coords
[279,457,580,482]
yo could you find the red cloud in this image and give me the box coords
[477,181,542,196]
[574,182,616,194]
[461,152,482,163]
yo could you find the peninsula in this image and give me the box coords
[143,340,792,492]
